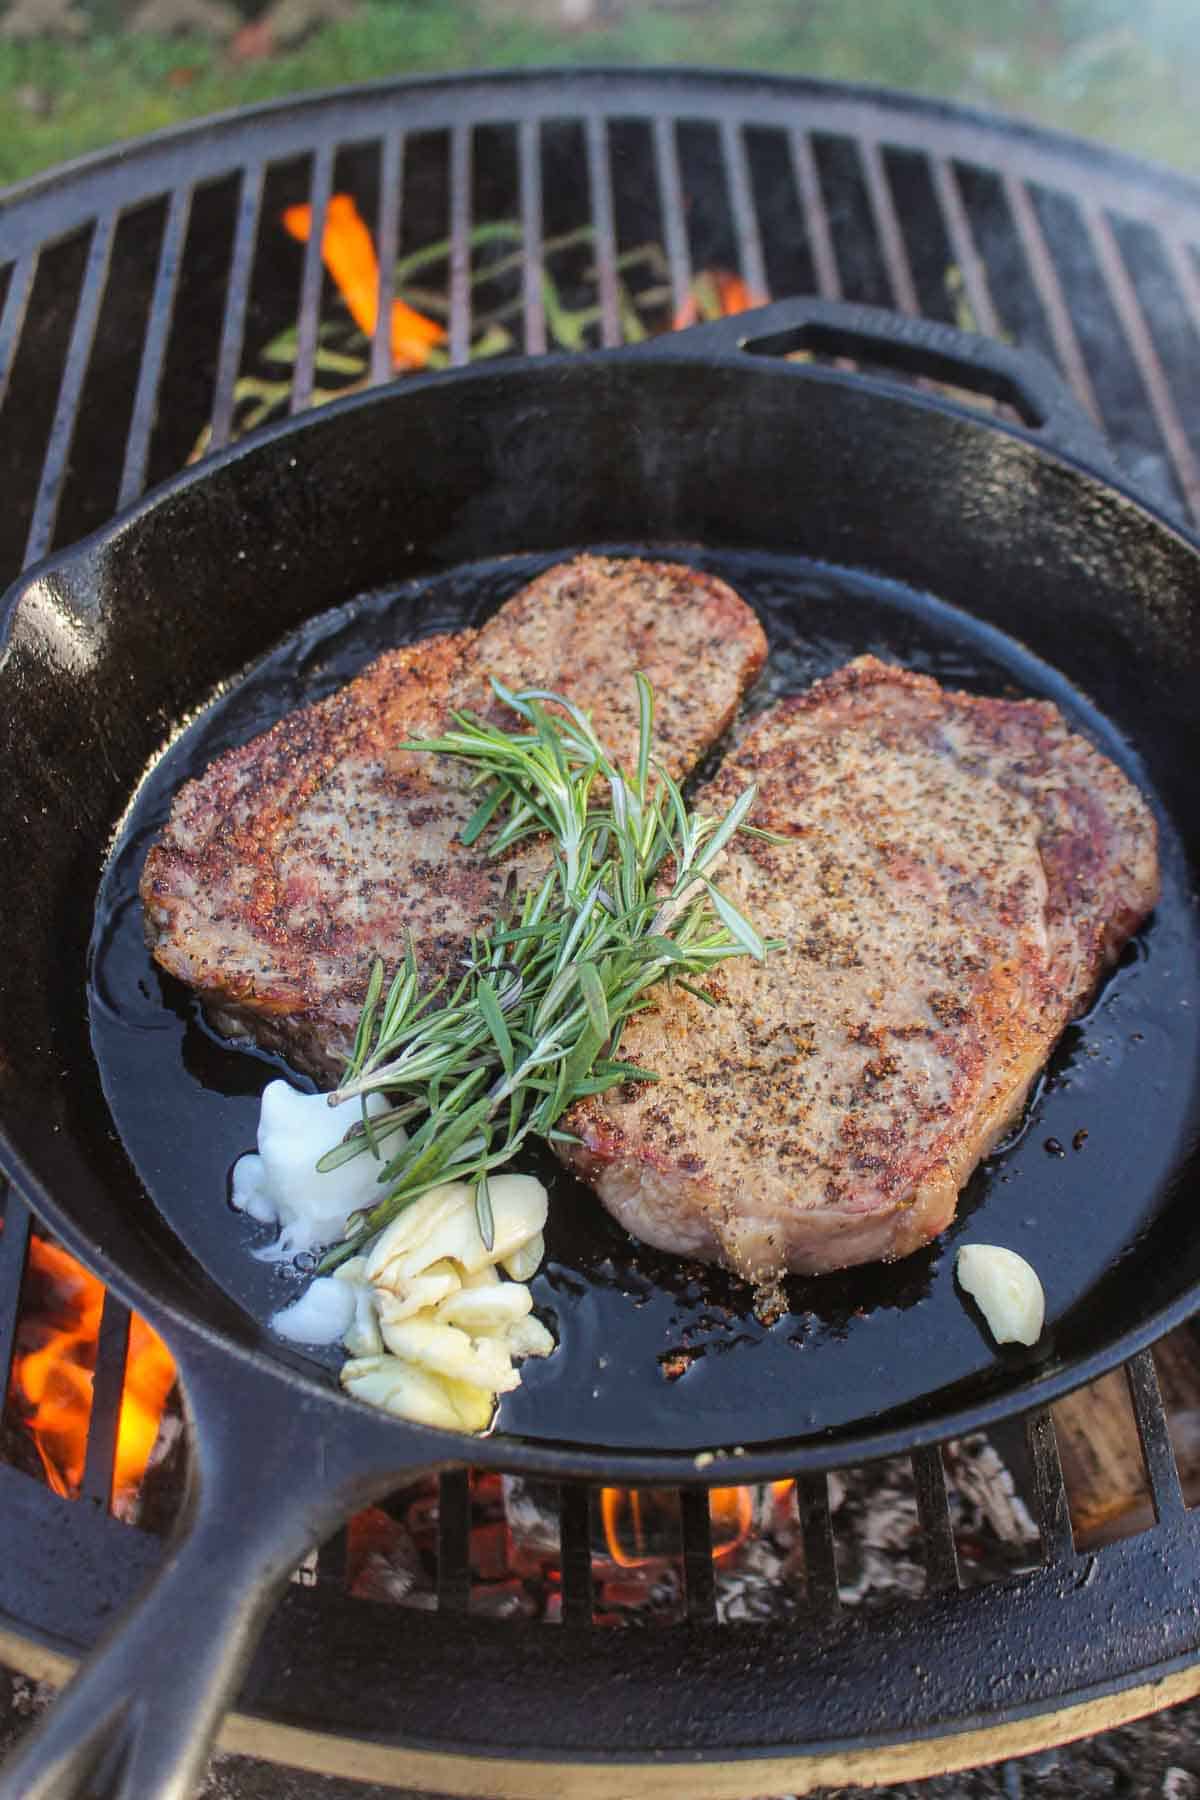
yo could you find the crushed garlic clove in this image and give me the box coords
[503,1314,556,1359]
[439,1376,499,1433]
[342,1282,383,1359]
[340,1355,469,1431]
[956,1243,1045,1347]
[379,1316,521,1393]
[460,1264,502,1289]
[501,1229,545,1282]
[333,1255,369,1283]
[435,1283,534,1333]
[335,1172,552,1433]
[365,1175,548,1290]
[373,1260,462,1322]
[364,1183,474,1286]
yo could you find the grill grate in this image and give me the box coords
[4,67,1200,1791]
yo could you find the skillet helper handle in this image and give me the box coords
[655,296,1118,480]
[0,1344,442,1800]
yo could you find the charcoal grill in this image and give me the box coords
[4,67,1200,1796]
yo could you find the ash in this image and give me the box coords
[713,1434,1039,1622]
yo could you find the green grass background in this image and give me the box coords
[0,0,1197,189]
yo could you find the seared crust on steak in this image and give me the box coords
[562,655,1160,1279]
[139,556,767,1079]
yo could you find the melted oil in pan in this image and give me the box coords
[89,547,1200,1453]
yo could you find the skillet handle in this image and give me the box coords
[0,1338,443,1800]
[652,296,1119,480]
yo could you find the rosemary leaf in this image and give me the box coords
[577,961,611,1043]
[345,957,385,1081]
[476,978,515,1075]
[702,879,768,962]
[475,1173,495,1253]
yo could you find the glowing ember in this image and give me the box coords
[281,193,446,369]
[11,1238,176,1504]
[673,268,765,332]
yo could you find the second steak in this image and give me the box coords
[563,656,1160,1279]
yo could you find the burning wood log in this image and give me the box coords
[1053,1326,1200,1548]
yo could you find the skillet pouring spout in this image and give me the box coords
[0,1336,444,1800]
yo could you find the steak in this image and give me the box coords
[140,556,767,1079]
[563,656,1159,1279]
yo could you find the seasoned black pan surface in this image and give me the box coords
[90,543,1200,1454]
[9,300,1200,1799]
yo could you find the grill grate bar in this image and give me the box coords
[117,187,191,510]
[680,1488,717,1623]
[518,120,546,356]
[1083,204,1200,521]
[436,1468,472,1613]
[370,131,404,387]
[208,164,264,453]
[1161,233,1200,354]
[720,119,768,301]
[585,115,621,349]
[860,139,919,314]
[930,157,1002,338]
[788,130,841,299]
[796,1472,840,1613]
[911,1445,960,1592]
[558,1482,593,1627]
[653,117,692,323]
[290,144,335,415]
[447,126,472,367]
[80,1294,131,1509]
[1128,1348,1186,1523]
[1003,173,1102,425]
[0,251,36,414]
[1026,1409,1076,1564]
[24,212,116,566]
[0,1185,31,1401]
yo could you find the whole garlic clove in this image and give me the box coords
[956,1244,1045,1346]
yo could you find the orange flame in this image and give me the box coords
[600,1484,756,1566]
[282,193,446,370]
[12,1238,176,1503]
[673,268,766,333]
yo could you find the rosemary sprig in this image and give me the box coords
[316,676,781,1269]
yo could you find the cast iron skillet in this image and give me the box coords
[3,299,1200,1798]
